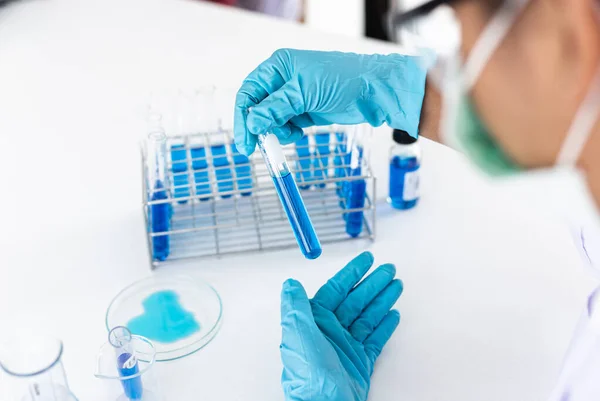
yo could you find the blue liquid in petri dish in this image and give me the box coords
[150,180,170,261]
[345,179,367,238]
[272,172,322,259]
[295,135,312,190]
[389,155,420,210]
[211,144,233,198]
[117,352,143,400]
[231,145,252,196]
[191,147,211,201]
[313,133,330,188]
[171,145,189,204]
[127,290,200,344]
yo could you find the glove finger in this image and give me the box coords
[280,279,323,395]
[364,310,401,368]
[234,52,290,156]
[272,122,305,146]
[246,79,305,138]
[334,264,396,328]
[312,251,374,311]
[289,113,316,128]
[349,280,403,342]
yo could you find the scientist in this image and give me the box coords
[234,0,600,400]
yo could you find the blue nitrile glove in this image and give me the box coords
[234,49,427,155]
[280,251,403,401]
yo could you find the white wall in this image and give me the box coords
[304,0,364,38]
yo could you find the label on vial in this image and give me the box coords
[403,170,420,201]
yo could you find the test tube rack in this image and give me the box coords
[141,128,376,267]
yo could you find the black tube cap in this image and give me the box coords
[393,129,417,145]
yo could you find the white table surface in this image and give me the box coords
[0,0,597,400]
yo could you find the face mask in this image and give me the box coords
[439,0,600,269]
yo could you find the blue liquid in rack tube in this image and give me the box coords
[117,352,143,400]
[295,135,312,190]
[232,144,252,196]
[150,180,170,261]
[390,156,420,209]
[313,132,330,188]
[345,179,366,238]
[171,145,189,204]
[191,147,211,201]
[127,290,200,344]
[273,172,322,259]
[212,144,233,198]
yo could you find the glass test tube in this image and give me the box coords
[109,327,143,400]
[191,146,211,201]
[211,141,234,199]
[232,144,252,196]
[147,130,170,261]
[344,127,368,238]
[170,144,190,204]
[313,131,331,188]
[295,135,312,190]
[257,134,322,259]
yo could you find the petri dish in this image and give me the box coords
[106,275,222,362]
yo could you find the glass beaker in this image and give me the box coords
[95,327,162,401]
[0,333,78,401]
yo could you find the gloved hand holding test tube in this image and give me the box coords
[257,133,322,259]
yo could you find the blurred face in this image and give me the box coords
[451,0,600,169]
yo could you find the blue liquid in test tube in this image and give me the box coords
[295,135,312,190]
[232,144,253,196]
[109,327,143,400]
[211,144,233,198]
[147,132,170,261]
[191,147,211,201]
[258,134,322,259]
[171,145,189,204]
[313,132,330,188]
[345,177,366,238]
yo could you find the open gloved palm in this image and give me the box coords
[280,252,403,401]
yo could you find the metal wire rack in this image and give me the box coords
[142,127,376,267]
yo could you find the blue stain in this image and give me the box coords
[272,171,322,259]
[231,144,252,196]
[313,133,330,188]
[295,135,312,190]
[389,155,420,210]
[191,147,211,201]
[212,144,233,198]
[150,180,170,261]
[117,352,143,400]
[171,145,189,204]
[127,290,200,344]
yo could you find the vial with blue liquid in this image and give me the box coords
[257,133,322,259]
[231,144,253,196]
[190,145,211,201]
[388,129,421,210]
[295,135,312,190]
[170,144,190,204]
[211,142,234,198]
[313,131,331,188]
[147,129,170,262]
